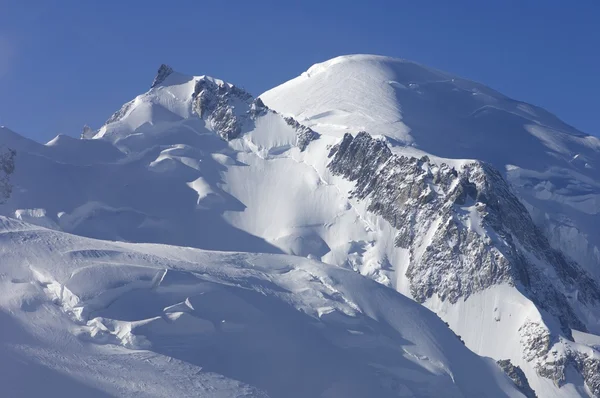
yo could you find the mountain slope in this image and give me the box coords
[261,54,600,279]
[260,55,600,397]
[0,216,522,397]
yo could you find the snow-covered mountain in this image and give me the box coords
[261,55,600,396]
[261,55,600,280]
[0,54,599,397]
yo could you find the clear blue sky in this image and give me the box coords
[1,0,599,142]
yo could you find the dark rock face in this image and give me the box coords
[579,355,600,396]
[535,348,600,395]
[0,147,15,203]
[191,78,253,141]
[190,78,318,152]
[283,116,320,152]
[328,132,516,303]
[328,132,597,329]
[497,359,537,398]
[151,64,174,88]
[327,131,600,392]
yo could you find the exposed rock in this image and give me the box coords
[579,354,600,396]
[283,116,320,151]
[249,98,268,117]
[0,147,15,203]
[151,64,174,88]
[191,77,253,140]
[327,131,600,389]
[519,321,552,363]
[329,132,516,303]
[329,132,596,329]
[497,359,537,398]
[189,79,319,152]
[533,344,600,395]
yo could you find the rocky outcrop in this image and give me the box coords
[328,132,517,303]
[151,64,174,88]
[283,116,320,151]
[328,132,597,330]
[0,147,15,203]
[519,321,552,363]
[528,335,600,396]
[579,354,600,396]
[497,359,537,398]
[191,77,253,140]
[190,79,318,152]
[327,131,600,393]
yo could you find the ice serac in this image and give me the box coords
[261,54,600,281]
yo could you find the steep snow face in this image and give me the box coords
[261,54,600,278]
[0,217,522,397]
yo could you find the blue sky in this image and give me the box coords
[1,0,599,142]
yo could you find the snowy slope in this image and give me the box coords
[0,216,522,397]
[261,54,600,279]
[259,55,600,397]
[1,56,599,397]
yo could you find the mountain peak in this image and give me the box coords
[151,64,174,88]
[261,53,593,167]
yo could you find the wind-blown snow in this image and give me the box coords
[259,55,600,397]
[0,217,521,397]
[261,54,600,279]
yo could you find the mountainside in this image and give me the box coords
[0,216,523,397]
[261,55,600,280]
[1,55,599,397]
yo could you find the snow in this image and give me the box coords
[261,54,600,278]
[261,55,415,142]
[1,54,599,396]
[426,285,590,398]
[573,329,600,350]
[0,217,521,397]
